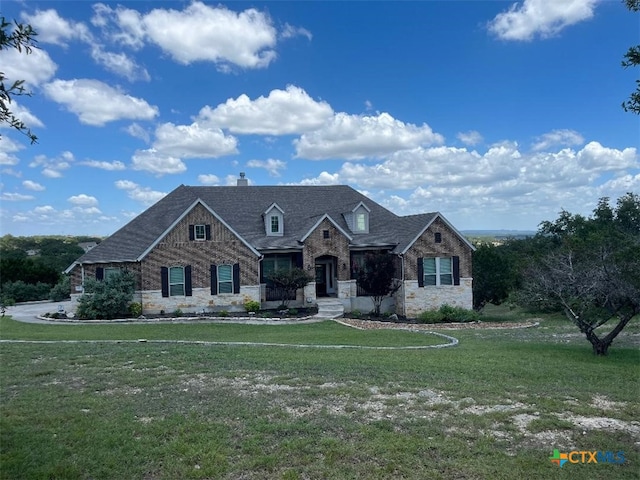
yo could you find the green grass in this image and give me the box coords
[1,309,639,479]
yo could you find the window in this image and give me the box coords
[423,257,453,286]
[434,232,442,243]
[270,215,280,234]
[356,213,366,231]
[323,230,330,239]
[217,264,233,294]
[195,224,206,241]
[169,267,185,296]
[104,267,120,279]
[262,255,293,282]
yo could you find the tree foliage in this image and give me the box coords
[0,16,38,143]
[622,0,640,114]
[266,267,313,309]
[355,253,400,316]
[520,193,640,355]
[76,271,136,320]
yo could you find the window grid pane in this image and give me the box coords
[169,267,184,296]
[195,225,205,240]
[218,265,233,294]
[271,216,279,233]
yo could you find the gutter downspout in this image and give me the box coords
[399,253,406,318]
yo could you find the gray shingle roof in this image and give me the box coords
[70,185,451,266]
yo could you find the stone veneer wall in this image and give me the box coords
[402,278,473,317]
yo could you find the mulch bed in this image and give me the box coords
[338,318,540,330]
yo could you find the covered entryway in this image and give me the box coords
[315,255,337,297]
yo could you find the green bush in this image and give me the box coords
[417,304,479,324]
[76,271,135,320]
[218,310,229,317]
[287,308,298,316]
[129,302,143,317]
[173,308,183,317]
[244,300,260,313]
[49,276,70,302]
[1,280,51,303]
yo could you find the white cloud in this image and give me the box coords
[246,158,286,177]
[0,137,23,166]
[0,102,44,130]
[94,2,278,69]
[43,79,159,126]
[29,151,74,178]
[21,9,91,46]
[131,149,186,175]
[1,192,35,201]
[125,123,151,143]
[488,0,598,41]
[280,23,312,41]
[0,47,57,87]
[115,179,167,205]
[197,174,221,185]
[22,180,45,191]
[80,160,126,171]
[199,86,333,135]
[457,130,484,146]
[68,194,99,207]
[153,123,238,158]
[532,129,584,151]
[294,112,444,160]
[90,46,150,82]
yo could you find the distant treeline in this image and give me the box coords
[0,235,102,304]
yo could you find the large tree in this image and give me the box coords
[0,16,38,143]
[521,193,640,355]
[622,0,640,114]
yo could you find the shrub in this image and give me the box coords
[417,304,479,324]
[1,280,51,303]
[49,276,70,302]
[218,310,229,317]
[287,308,298,316]
[76,271,135,320]
[244,300,260,313]
[173,308,183,317]
[129,302,143,317]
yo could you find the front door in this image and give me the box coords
[315,264,327,296]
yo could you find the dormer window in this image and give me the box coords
[264,203,284,236]
[351,202,370,234]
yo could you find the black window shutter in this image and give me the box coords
[210,265,217,295]
[161,267,169,297]
[188,225,195,241]
[417,258,424,287]
[453,256,460,286]
[295,252,303,269]
[233,263,240,294]
[205,224,211,240]
[185,265,192,296]
[96,267,104,281]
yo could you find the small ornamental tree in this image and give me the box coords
[76,270,136,319]
[267,267,313,309]
[355,253,400,317]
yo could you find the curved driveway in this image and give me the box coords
[3,301,72,324]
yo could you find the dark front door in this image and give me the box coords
[315,264,327,296]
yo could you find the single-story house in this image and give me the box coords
[66,177,474,316]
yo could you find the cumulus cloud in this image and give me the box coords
[90,46,150,82]
[68,194,99,206]
[80,160,126,171]
[115,179,167,205]
[199,86,333,135]
[457,130,484,146]
[0,47,57,87]
[0,137,23,166]
[532,129,584,151]
[488,0,599,41]
[21,8,91,45]
[92,2,278,70]
[23,180,45,191]
[131,149,186,175]
[294,112,444,160]
[197,174,221,185]
[1,192,35,201]
[246,158,286,177]
[29,151,74,178]
[43,79,158,126]
[152,123,238,159]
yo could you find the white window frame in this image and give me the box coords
[270,215,280,234]
[218,264,233,294]
[194,224,206,241]
[169,266,185,296]
[423,257,453,286]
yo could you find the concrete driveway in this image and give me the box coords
[3,301,72,324]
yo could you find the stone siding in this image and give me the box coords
[141,286,260,314]
[403,278,473,316]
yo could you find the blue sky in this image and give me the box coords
[1,0,638,236]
